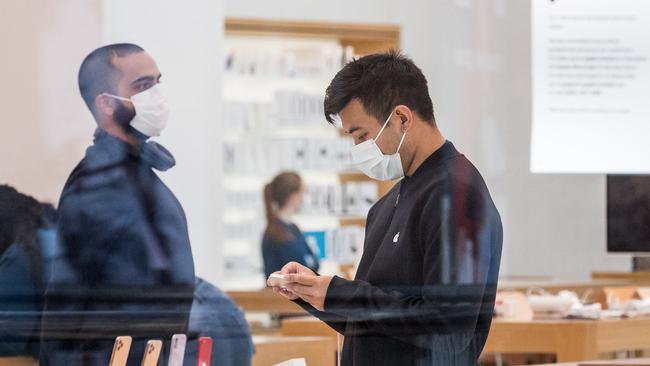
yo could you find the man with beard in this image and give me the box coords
[40,44,195,365]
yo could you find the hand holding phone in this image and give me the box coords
[267,273,293,288]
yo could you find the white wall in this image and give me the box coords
[102,0,225,285]
[225,0,632,280]
[0,0,101,203]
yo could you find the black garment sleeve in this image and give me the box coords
[43,172,189,340]
[291,298,348,335]
[322,177,500,350]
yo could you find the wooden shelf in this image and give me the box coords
[0,358,36,366]
[592,271,650,282]
[252,336,336,366]
[338,171,371,183]
[225,18,400,55]
[339,217,366,227]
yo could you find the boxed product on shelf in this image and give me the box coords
[305,226,365,263]
[224,254,263,277]
[224,181,379,218]
[223,219,265,243]
[225,37,352,79]
[223,137,354,175]
[274,90,325,127]
[224,189,264,211]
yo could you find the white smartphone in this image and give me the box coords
[141,340,162,366]
[268,273,293,288]
[167,334,187,366]
[109,336,132,366]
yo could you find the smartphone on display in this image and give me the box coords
[167,334,187,366]
[196,337,212,366]
[268,273,293,288]
[109,336,132,366]
[141,340,162,366]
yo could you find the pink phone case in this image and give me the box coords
[196,337,212,366]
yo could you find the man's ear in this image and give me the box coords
[94,94,116,117]
[394,105,413,132]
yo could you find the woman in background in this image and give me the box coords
[262,172,319,278]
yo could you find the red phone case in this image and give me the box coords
[196,337,212,366]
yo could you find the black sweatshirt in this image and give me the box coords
[297,141,502,366]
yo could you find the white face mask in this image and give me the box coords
[104,84,169,137]
[350,112,406,181]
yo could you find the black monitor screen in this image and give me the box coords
[607,175,650,253]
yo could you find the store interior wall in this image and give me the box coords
[0,0,631,285]
[0,0,100,204]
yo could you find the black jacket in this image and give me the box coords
[299,141,502,366]
[40,130,195,366]
[0,243,41,357]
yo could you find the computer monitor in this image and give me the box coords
[607,175,650,253]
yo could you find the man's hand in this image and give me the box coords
[279,261,316,277]
[267,262,317,301]
[267,262,333,311]
[284,271,333,312]
[267,271,299,300]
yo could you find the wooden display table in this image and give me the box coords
[252,336,336,366]
[484,317,650,362]
[227,288,306,314]
[282,317,338,338]
[498,279,650,298]
[281,316,650,363]
[230,279,650,315]
[592,272,650,283]
[0,358,37,366]
[533,358,650,365]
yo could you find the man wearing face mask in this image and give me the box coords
[269,51,503,366]
[40,44,195,365]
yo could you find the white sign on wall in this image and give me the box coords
[531,0,650,173]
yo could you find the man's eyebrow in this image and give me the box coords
[130,73,161,85]
[347,126,362,134]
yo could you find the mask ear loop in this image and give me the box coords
[336,333,342,366]
[102,93,132,103]
[374,112,393,142]
[395,130,407,154]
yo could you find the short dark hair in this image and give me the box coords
[324,50,435,126]
[0,185,44,278]
[78,43,144,115]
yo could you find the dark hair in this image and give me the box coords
[40,203,58,229]
[263,172,303,242]
[78,43,145,115]
[0,185,45,281]
[324,50,435,126]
